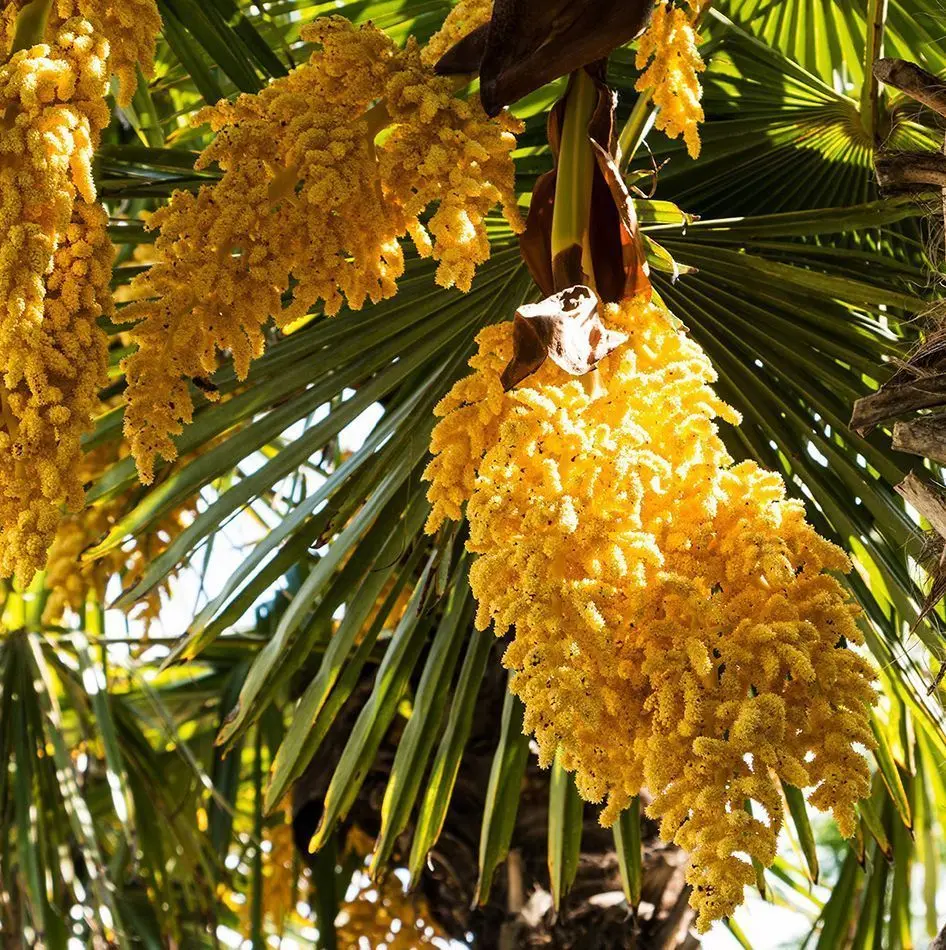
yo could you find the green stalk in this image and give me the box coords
[617,90,657,171]
[612,797,643,908]
[10,0,53,56]
[2,572,44,630]
[128,66,165,148]
[2,590,24,632]
[250,725,264,949]
[312,833,338,950]
[550,68,598,289]
[860,0,889,143]
[84,593,104,638]
[23,571,46,629]
[84,591,107,675]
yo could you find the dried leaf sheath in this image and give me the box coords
[435,0,654,116]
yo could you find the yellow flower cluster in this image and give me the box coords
[41,465,113,621]
[424,296,876,930]
[380,48,521,293]
[0,20,115,580]
[42,437,197,626]
[420,0,492,67]
[424,322,521,532]
[2,0,161,106]
[635,466,875,926]
[121,15,522,484]
[337,871,445,949]
[635,0,705,158]
[231,820,300,935]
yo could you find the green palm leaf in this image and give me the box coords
[3,0,945,946]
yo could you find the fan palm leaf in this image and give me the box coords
[2,0,946,946]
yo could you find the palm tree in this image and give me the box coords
[2,0,946,947]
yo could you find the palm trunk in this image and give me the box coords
[420,763,698,948]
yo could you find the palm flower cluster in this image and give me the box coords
[635,0,706,158]
[42,437,197,626]
[1,0,161,105]
[0,21,113,580]
[424,295,876,929]
[226,818,445,948]
[229,820,301,937]
[121,15,522,484]
[336,835,446,950]
[0,3,162,581]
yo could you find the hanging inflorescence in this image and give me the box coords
[42,433,197,626]
[420,0,492,67]
[1,0,161,105]
[424,295,876,930]
[635,0,706,158]
[0,2,161,582]
[121,15,523,484]
[0,21,112,581]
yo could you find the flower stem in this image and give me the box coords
[617,90,657,172]
[860,0,889,144]
[550,68,597,290]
